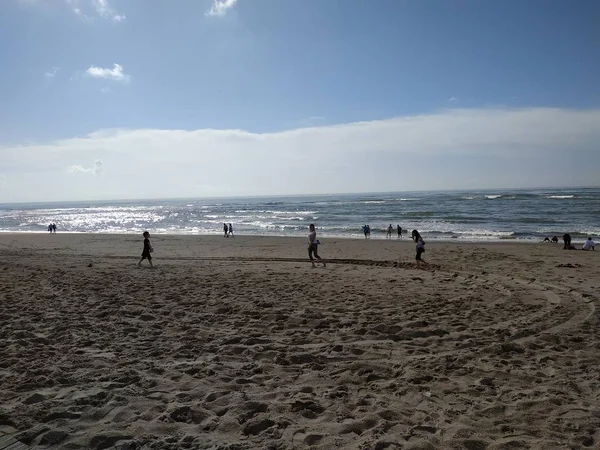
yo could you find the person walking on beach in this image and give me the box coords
[563,233,572,250]
[48,223,53,233]
[366,225,371,239]
[415,235,426,267]
[138,231,154,268]
[387,224,393,239]
[412,229,421,243]
[308,224,326,268]
[52,223,57,233]
[362,225,368,239]
[223,223,229,238]
[397,225,402,238]
[228,223,234,238]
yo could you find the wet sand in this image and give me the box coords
[1,234,599,449]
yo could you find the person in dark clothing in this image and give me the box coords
[397,225,402,238]
[138,231,154,268]
[551,236,559,243]
[415,236,426,266]
[223,223,229,238]
[563,233,572,250]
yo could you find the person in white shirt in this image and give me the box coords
[582,237,595,251]
[308,224,326,268]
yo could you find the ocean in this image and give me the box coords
[0,188,598,242]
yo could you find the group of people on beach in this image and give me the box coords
[223,223,234,238]
[550,233,596,251]
[137,225,426,269]
[387,224,403,239]
[137,225,594,270]
[363,224,404,239]
[47,223,57,233]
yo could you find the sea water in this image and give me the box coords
[0,188,598,242]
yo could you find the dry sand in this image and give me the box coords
[0,233,599,449]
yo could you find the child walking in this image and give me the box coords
[415,235,426,267]
[138,231,154,268]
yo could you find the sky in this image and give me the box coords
[0,0,599,202]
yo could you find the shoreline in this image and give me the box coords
[0,230,590,245]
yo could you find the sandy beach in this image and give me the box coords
[1,233,599,449]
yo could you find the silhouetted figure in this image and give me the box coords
[224,223,229,238]
[308,224,325,268]
[397,225,402,238]
[551,236,559,243]
[138,231,154,268]
[563,233,571,250]
[387,224,393,239]
[228,223,234,238]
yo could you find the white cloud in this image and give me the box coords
[92,0,125,22]
[2,107,599,202]
[448,97,458,102]
[85,64,130,82]
[61,0,124,22]
[44,67,60,79]
[206,0,238,17]
[67,160,104,175]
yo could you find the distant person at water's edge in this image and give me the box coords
[308,224,326,268]
[551,236,559,243]
[138,231,154,268]
[223,223,229,238]
[362,225,368,239]
[366,225,371,239]
[228,223,234,238]
[397,225,402,238]
[563,233,571,250]
[52,223,57,233]
[387,224,393,239]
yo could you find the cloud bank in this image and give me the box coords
[1,107,599,202]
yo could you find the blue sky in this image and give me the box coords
[0,0,599,201]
